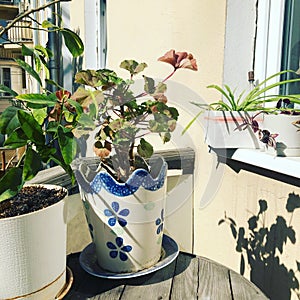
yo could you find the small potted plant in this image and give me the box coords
[73,49,198,273]
[185,70,300,153]
[0,20,84,299]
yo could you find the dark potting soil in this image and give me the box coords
[0,186,67,219]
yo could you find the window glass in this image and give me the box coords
[281,0,300,94]
[0,67,11,97]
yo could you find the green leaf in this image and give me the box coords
[61,28,84,58]
[77,113,95,129]
[0,106,20,134]
[16,93,57,106]
[32,107,48,125]
[4,128,28,148]
[0,167,23,202]
[182,110,203,135]
[0,84,17,97]
[57,126,77,165]
[120,60,147,75]
[21,44,34,56]
[50,153,75,184]
[15,59,42,86]
[155,82,167,94]
[35,44,52,58]
[42,20,57,29]
[137,138,153,158]
[18,110,45,146]
[22,147,43,182]
[144,76,156,94]
[160,131,171,143]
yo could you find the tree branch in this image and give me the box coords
[0,0,71,38]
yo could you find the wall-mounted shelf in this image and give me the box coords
[210,147,300,187]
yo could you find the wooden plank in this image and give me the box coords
[230,270,269,300]
[119,257,177,300]
[65,253,125,300]
[170,252,198,299]
[197,257,232,299]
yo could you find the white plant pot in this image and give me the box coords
[263,114,300,156]
[76,156,167,273]
[203,110,263,149]
[0,184,68,300]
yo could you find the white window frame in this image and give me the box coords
[254,0,285,92]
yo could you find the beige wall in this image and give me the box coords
[106,0,226,102]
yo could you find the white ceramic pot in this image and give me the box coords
[263,114,300,156]
[0,184,68,300]
[203,110,263,149]
[77,156,167,273]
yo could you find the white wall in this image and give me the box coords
[223,0,257,95]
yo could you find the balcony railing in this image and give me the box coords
[6,20,32,43]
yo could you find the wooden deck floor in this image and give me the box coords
[65,251,268,300]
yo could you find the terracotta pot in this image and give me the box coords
[203,110,263,149]
[0,184,68,299]
[77,156,167,273]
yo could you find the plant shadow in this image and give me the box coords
[219,192,300,300]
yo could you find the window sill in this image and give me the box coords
[209,147,300,187]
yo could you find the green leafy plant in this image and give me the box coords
[219,193,300,300]
[0,49,198,201]
[194,70,300,112]
[183,70,300,149]
[0,22,84,202]
[72,49,198,182]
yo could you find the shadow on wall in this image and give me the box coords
[219,193,300,300]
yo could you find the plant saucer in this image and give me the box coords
[79,234,179,279]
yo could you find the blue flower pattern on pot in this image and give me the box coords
[155,209,164,234]
[104,202,130,227]
[106,237,132,261]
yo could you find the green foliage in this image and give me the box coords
[74,57,187,182]
[219,193,300,299]
[0,20,85,202]
[200,70,300,112]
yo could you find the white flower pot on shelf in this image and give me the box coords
[0,184,68,300]
[203,111,263,149]
[76,156,167,273]
[263,114,300,157]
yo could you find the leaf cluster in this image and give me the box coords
[75,60,179,181]
[203,70,300,112]
[0,23,85,202]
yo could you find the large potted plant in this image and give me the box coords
[73,49,198,273]
[0,17,84,299]
[186,70,300,154]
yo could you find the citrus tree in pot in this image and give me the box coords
[0,16,84,300]
[73,49,198,273]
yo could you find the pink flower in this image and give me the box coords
[158,49,198,71]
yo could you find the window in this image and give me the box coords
[280,0,300,94]
[255,0,300,96]
[0,67,11,97]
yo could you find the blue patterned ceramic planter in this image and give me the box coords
[76,156,167,273]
